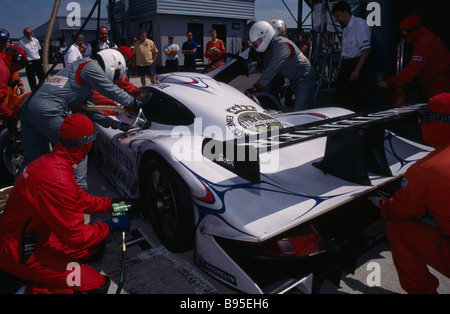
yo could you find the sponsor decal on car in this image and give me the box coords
[202,261,237,286]
[96,132,139,195]
[225,104,283,137]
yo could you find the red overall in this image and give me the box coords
[0,115,112,294]
[381,93,450,293]
[387,17,450,99]
[92,75,139,115]
[0,57,12,119]
[0,45,27,120]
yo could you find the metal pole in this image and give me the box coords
[124,0,131,45]
[313,0,329,99]
[97,0,101,34]
[43,0,61,73]
[297,0,303,31]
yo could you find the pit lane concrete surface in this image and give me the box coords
[10,64,450,294]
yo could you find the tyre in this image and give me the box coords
[254,91,283,111]
[0,128,24,181]
[280,85,295,109]
[140,155,194,252]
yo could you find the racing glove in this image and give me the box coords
[104,215,131,233]
[110,119,131,132]
[367,191,391,209]
[111,198,148,215]
[244,83,262,98]
[124,99,142,111]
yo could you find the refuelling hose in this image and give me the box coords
[116,230,126,294]
[112,201,130,294]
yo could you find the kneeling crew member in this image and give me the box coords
[0,114,130,294]
[376,93,450,294]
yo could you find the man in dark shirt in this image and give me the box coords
[182,32,198,72]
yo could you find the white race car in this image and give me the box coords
[90,71,432,294]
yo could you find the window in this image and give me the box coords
[139,21,153,39]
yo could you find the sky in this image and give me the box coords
[0,0,309,39]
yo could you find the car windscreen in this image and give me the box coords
[139,87,195,126]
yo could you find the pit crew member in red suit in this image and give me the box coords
[0,114,130,294]
[0,45,28,121]
[376,93,450,294]
[378,16,450,100]
[1,30,27,118]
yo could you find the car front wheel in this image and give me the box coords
[140,156,194,252]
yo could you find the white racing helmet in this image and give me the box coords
[270,19,287,37]
[94,49,127,81]
[249,21,276,52]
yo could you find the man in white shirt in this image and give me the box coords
[19,27,45,91]
[64,34,84,67]
[59,42,67,54]
[332,1,371,112]
[163,35,180,72]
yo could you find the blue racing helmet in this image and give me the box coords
[0,28,10,42]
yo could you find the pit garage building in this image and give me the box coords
[108,0,255,70]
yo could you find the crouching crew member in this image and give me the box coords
[0,115,130,294]
[376,93,450,294]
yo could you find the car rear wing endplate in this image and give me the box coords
[202,104,424,185]
[203,52,250,83]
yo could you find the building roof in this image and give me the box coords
[30,16,110,39]
[111,0,255,21]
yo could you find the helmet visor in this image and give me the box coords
[418,105,430,124]
[5,47,28,68]
[252,38,262,49]
[399,24,422,38]
[14,53,28,68]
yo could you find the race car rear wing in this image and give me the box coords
[202,104,424,185]
[204,51,250,83]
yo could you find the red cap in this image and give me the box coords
[421,93,450,148]
[399,16,423,43]
[58,114,95,163]
[427,93,450,115]
[399,16,422,30]
[118,46,132,60]
[60,114,94,142]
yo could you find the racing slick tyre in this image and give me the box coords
[279,84,295,109]
[140,155,195,253]
[0,185,13,215]
[254,91,283,111]
[0,127,24,181]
